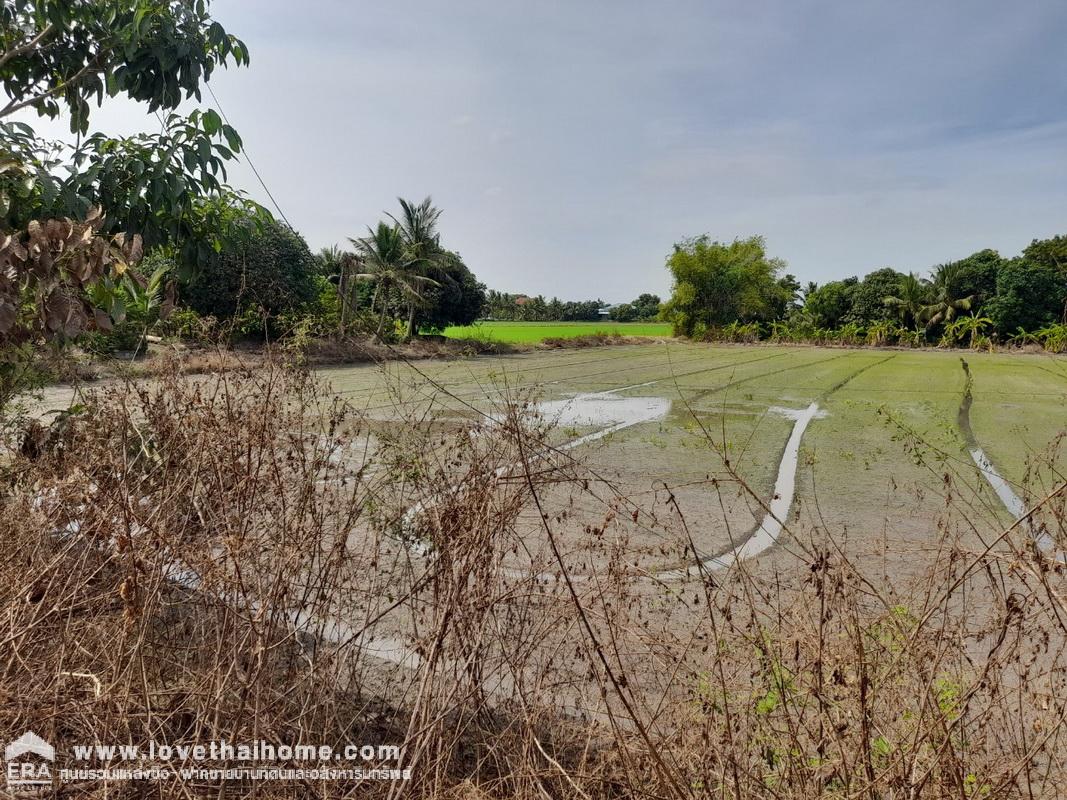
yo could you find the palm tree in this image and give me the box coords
[388,196,447,340]
[920,262,974,329]
[316,245,362,332]
[350,222,435,341]
[884,272,929,330]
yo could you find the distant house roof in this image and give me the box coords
[514,295,530,305]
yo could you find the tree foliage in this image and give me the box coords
[804,278,857,329]
[0,205,144,342]
[181,213,317,333]
[662,235,789,336]
[416,251,486,332]
[0,0,258,278]
[0,0,247,129]
[985,258,1067,335]
[1023,235,1067,272]
[846,268,905,324]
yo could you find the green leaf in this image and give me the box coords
[203,109,222,136]
[221,124,242,152]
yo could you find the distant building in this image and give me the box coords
[598,305,615,317]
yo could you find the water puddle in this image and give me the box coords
[537,391,671,449]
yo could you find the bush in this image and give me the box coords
[181,217,318,338]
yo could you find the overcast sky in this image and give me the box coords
[19,0,1067,301]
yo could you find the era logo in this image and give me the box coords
[4,732,54,790]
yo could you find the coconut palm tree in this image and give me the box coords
[884,272,929,330]
[388,196,448,340]
[350,222,436,341]
[920,262,975,330]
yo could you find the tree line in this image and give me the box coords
[662,234,1067,350]
[483,291,661,322]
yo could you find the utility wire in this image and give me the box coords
[205,81,293,229]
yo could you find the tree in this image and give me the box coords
[883,273,930,330]
[920,262,975,329]
[416,251,486,332]
[804,278,857,329]
[847,268,905,324]
[388,196,446,340]
[0,1,255,276]
[351,222,421,340]
[775,274,802,318]
[630,293,661,320]
[0,1,247,128]
[610,303,636,322]
[182,213,318,335]
[0,207,144,405]
[662,235,789,336]
[985,258,1067,335]
[944,314,992,349]
[950,249,1002,308]
[1023,235,1067,272]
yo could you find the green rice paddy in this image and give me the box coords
[440,320,672,343]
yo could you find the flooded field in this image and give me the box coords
[317,342,1067,579]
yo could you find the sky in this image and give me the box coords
[17,0,1067,302]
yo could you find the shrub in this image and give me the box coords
[181,217,318,337]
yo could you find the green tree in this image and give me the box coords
[182,213,317,335]
[847,268,905,324]
[0,1,254,274]
[883,272,930,329]
[416,251,485,332]
[803,278,857,329]
[388,196,447,340]
[944,314,992,349]
[921,262,975,329]
[1023,234,1067,271]
[950,249,1002,308]
[630,293,661,320]
[351,222,420,340]
[662,235,788,336]
[775,273,802,317]
[985,258,1067,335]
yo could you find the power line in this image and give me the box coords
[205,81,293,229]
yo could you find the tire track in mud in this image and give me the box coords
[395,351,823,547]
[957,359,1062,557]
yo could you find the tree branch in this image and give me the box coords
[0,22,56,70]
[0,55,108,119]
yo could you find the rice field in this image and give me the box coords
[22,342,1067,796]
[319,341,1067,575]
[439,319,672,342]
